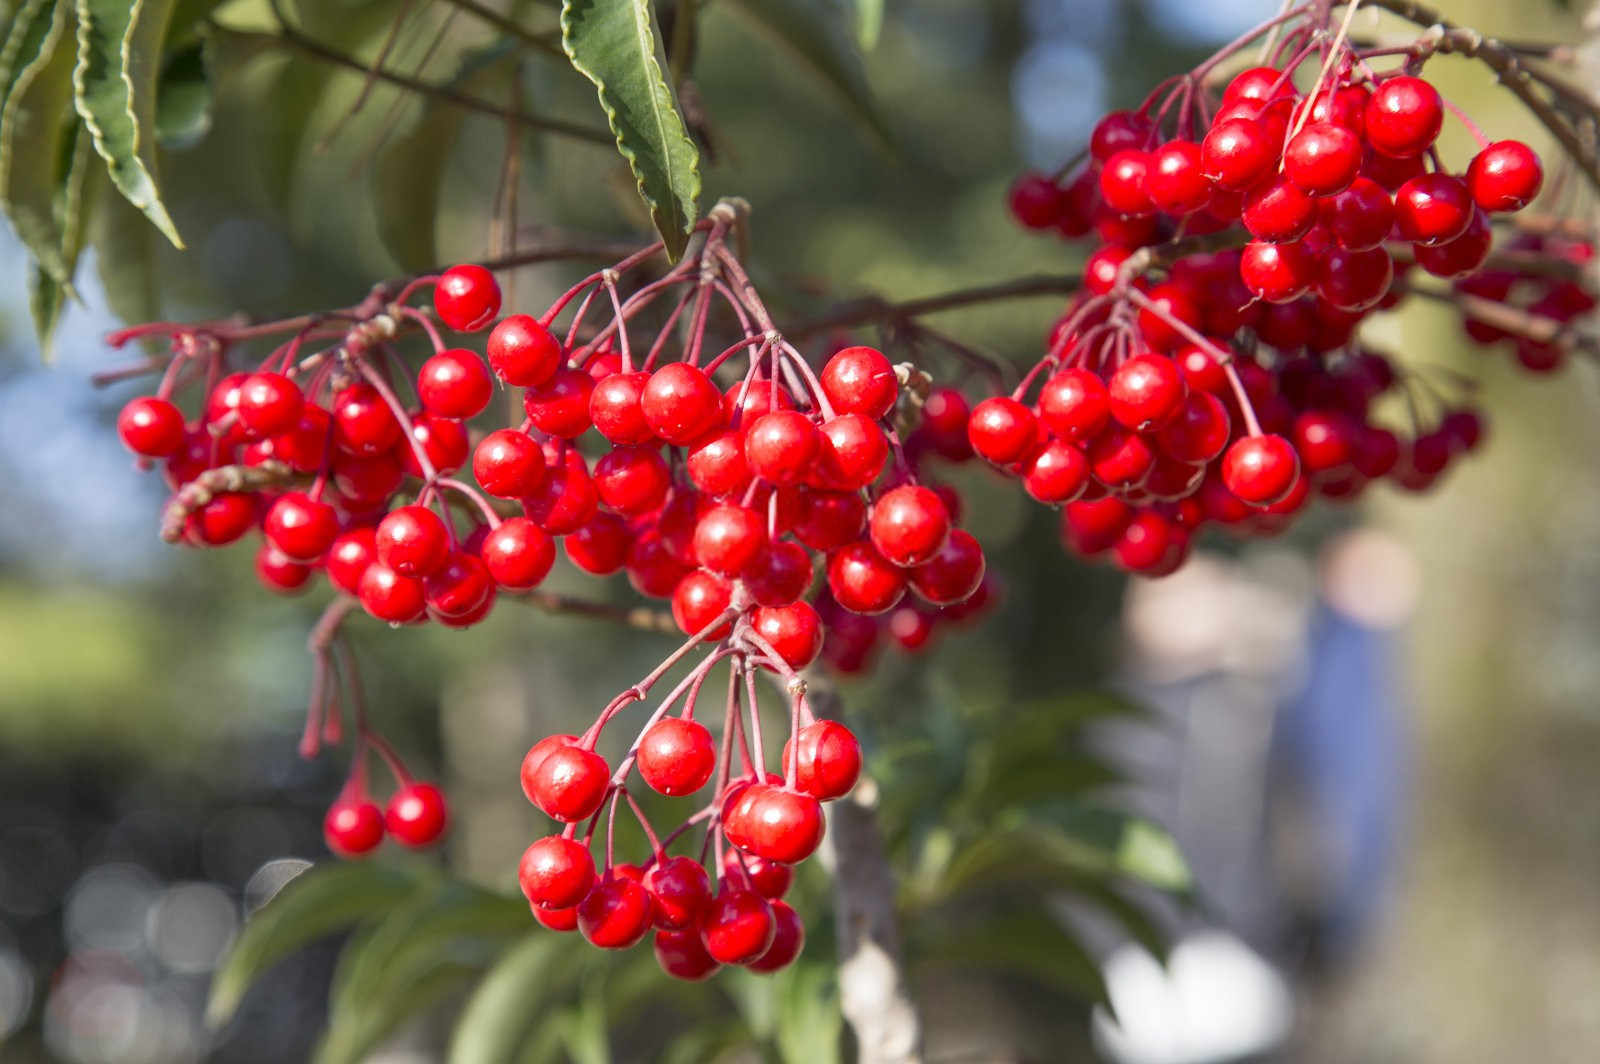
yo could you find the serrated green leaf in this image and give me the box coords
[29,119,95,354]
[561,0,699,259]
[722,0,890,148]
[154,38,209,148]
[0,0,83,288]
[74,0,185,248]
[447,935,569,1064]
[206,861,425,1029]
[28,264,65,352]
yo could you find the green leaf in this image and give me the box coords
[203,25,325,206]
[154,37,209,148]
[29,119,95,354]
[90,172,159,325]
[372,86,456,272]
[561,0,700,259]
[447,935,569,1064]
[73,0,185,248]
[0,0,83,287]
[206,861,425,1029]
[721,0,890,148]
[318,881,529,1064]
[916,909,1109,1007]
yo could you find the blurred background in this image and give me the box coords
[2,0,1597,1061]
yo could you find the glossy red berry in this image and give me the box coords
[1109,353,1186,431]
[638,718,717,796]
[264,491,339,561]
[1156,391,1231,463]
[482,517,555,589]
[256,544,314,593]
[726,784,825,864]
[783,720,861,800]
[592,445,671,514]
[332,383,403,456]
[745,411,822,485]
[1364,76,1443,158]
[868,485,950,567]
[670,569,733,636]
[655,928,721,979]
[967,396,1038,464]
[1146,140,1209,215]
[117,396,186,457]
[1038,369,1111,441]
[487,314,562,386]
[1201,117,1274,190]
[642,363,724,444]
[325,528,378,596]
[324,799,385,857]
[473,429,546,498]
[1466,140,1542,212]
[700,888,774,965]
[687,430,753,498]
[524,368,595,438]
[376,505,451,577]
[1099,149,1155,216]
[1009,172,1067,228]
[1395,173,1474,246]
[1242,177,1317,243]
[1323,177,1395,251]
[385,782,448,847]
[1221,434,1300,505]
[743,540,814,606]
[424,551,494,618]
[184,492,256,546]
[588,371,654,444]
[821,346,898,419]
[401,413,468,477]
[907,528,985,605]
[1414,209,1491,279]
[1090,110,1154,160]
[645,857,713,931]
[827,540,906,615]
[692,504,767,576]
[751,602,824,670]
[529,744,610,822]
[519,835,596,910]
[578,875,654,949]
[1283,122,1361,196]
[1240,240,1316,303]
[818,414,889,490]
[525,448,598,534]
[237,373,303,438]
[745,901,804,973]
[434,264,501,331]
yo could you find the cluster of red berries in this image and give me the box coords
[997,47,1548,575]
[323,776,449,857]
[1454,229,1596,372]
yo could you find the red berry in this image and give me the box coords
[1087,426,1156,490]
[1240,240,1316,303]
[578,875,654,949]
[385,782,448,847]
[907,528,985,605]
[1008,172,1067,229]
[821,346,898,419]
[1038,369,1110,441]
[424,551,494,618]
[745,901,804,972]
[1156,391,1231,463]
[416,350,492,419]
[693,504,767,576]
[326,528,378,595]
[1242,177,1317,243]
[721,847,793,899]
[1466,140,1542,212]
[1084,245,1132,295]
[185,492,257,546]
[524,368,595,439]
[520,734,581,804]
[642,363,724,444]
[1221,434,1300,505]
[529,744,610,822]
[700,888,774,964]
[401,413,468,477]
[1135,282,1202,351]
[655,928,721,979]
[751,602,824,670]
[1061,497,1133,555]
[482,517,555,588]
[967,396,1038,464]
[204,372,250,446]
[1323,177,1395,251]
[519,835,596,910]
[1021,439,1089,504]
[332,452,403,505]
[920,387,973,460]
[376,505,451,577]
[265,491,339,561]
[669,569,732,637]
[627,532,694,599]
[1283,122,1362,196]
[783,720,861,800]
[1147,140,1210,215]
[1113,510,1182,574]
[324,798,385,857]
[567,513,633,575]
[794,489,866,552]
[434,264,501,331]
[473,429,546,498]
[745,411,822,485]
[117,396,186,457]
[1201,117,1274,190]
[1109,353,1186,431]
[1099,149,1155,216]
[589,371,655,444]
[1364,76,1443,158]
[818,414,889,490]
[687,430,753,498]
[532,904,579,932]
[358,563,426,623]
[237,373,304,438]
[645,857,713,931]
[1395,173,1474,246]
[869,485,950,567]
[726,784,825,864]
[1090,110,1154,160]
[1414,209,1491,279]
[592,445,670,515]
[826,540,906,614]
[256,544,314,594]
[487,314,562,386]
[1317,246,1394,311]
[743,540,814,606]
[332,383,402,456]
[638,717,717,796]
[525,447,597,534]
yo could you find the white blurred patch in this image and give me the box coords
[1320,529,1419,629]
[145,882,237,974]
[1013,41,1107,170]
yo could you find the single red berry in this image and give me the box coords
[578,874,654,949]
[256,544,315,594]
[1038,369,1111,442]
[264,491,339,561]
[751,602,824,670]
[745,900,805,973]
[721,847,793,900]
[525,447,597,534]
[1364,76,1443,158]
[1241,177,1317,243]
[920,387,973,460]
[1223,66,1294,104]
[519,835,595,910]
[117,396,186,457]
[385,782,448,847]
[592,445,671,515]
[1414,209,1491,279]
[794,489,866,552]
[1087,426,1157,491]
[827,540,906,614]
[907,528,985,605]
[1395,173,1474,246]
[1083,245,1133,295]
[1023,439,1091,505]
[1201,117,1274,190]
[687,430,753,498]
[1323,177,1395,251]
[589,370,655,444]
[376,504,452,577]
[532,904,579,932]
[627,532,694,599]
[821,346,898,419]
[1135,281,1203,352]
[868,484,951,567]
[700,887,775,965]
[1466,140,1542,212]
[817,414,889,490]
[1060,497,1133,555]
[745,411,822,485]
[524,368,595,439]
[204,372,251,446]
[1283,122,1362,196]
[332,452,403,505]
[783,720,862,800]
[424,551,494,618]
[1113,510,1182,574]
[726,784,825,864]
[326,528,378,596]
[1240,240,1316,303]
[743,540,814,606]
[1008,172,1067,229]
[473,429,546,498]
[1147,140,1210,215]
[1156,391,1231,463]
[967,396,1039,465]
[1317,246,1395,311]
[529,744,610,822]
[332,383,403,456]
[567,513,633,576]
[400,413,469,477]
[655,928,721,979]
[185,492,257,546]
[486,314,562,386]
[645,857,713,931]
[237,372,304,438]
[482,517,556,589]
[358,563,426,622]
[638,717,718,796]
[324,798,385,857]
[724,377,794,427]
[1099,149,1155,216]
[1222,434,1300,505]
[520,734,581,804]
[1109,353,1186,431]
[416,350,493,419]
[693,503,768,576]
[433,264,501,331]
[1090,110,1154,160]
[641,363,724,444]
[670,570,732,638]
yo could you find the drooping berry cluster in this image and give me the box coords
[1000,14,1549,575]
